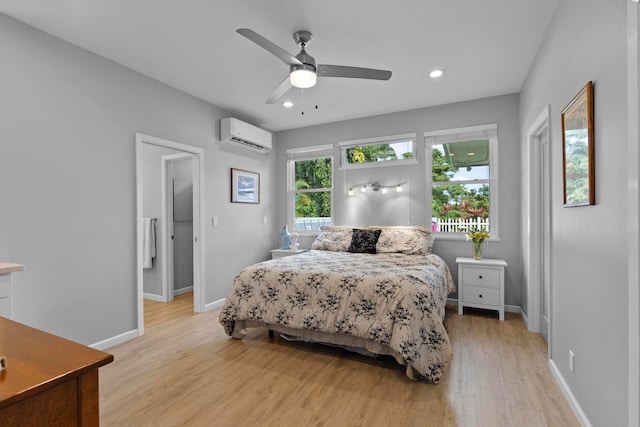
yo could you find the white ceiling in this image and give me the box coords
[0,0,559,132]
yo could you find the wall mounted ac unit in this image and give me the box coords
[220,118,272,154]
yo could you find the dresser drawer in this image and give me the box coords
[462,266,500,287]
[0,274,11,298]
[462,285,499,306]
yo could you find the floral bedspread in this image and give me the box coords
[219,250,455,382]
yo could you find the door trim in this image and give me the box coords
[627,2,639,425]
[525,105,550,339]
[135,133,205,336]
[540,131,551,353]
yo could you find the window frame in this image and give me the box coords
[286,144,334,236]
[424,124,500,241]
[338,133,418,170]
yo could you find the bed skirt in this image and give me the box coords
[231,320,420,380]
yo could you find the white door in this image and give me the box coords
[163,153,194,303]
[170,157,194,298]
[540,131,551,343]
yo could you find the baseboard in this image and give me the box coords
[90,329,138,351]
[446,298,520,314]
[143,292,165,302]
[204,297,226,312]
[174,286,193,296]
[548,359,592,427]
[520,307,529,328]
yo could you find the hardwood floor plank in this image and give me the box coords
[100,297,578,426]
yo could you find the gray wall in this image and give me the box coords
[0,14,277,344]
[519,0,628,425]
[276,94,522,306]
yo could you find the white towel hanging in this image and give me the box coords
[142,218,156,269]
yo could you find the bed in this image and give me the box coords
[218,226,455,382]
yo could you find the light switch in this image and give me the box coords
[213,217,219,226]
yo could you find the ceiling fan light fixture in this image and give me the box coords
[282,100,294,108]
[290,66,317,88]
[429,69,444,78]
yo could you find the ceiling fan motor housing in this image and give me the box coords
[290,32,318,88]
[293,31,313,47]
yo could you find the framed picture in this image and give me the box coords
[561,81,594,207]
[230,168,260,204]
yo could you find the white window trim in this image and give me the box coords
[286,144,334,236]
[424,124,500,241]
[338,133,418,170]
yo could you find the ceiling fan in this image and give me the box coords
[236,28,392,104]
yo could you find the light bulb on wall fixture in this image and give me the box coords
[396,184,402,193]
[360,185,366,193]
[381,187,388,194]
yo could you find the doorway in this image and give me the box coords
[135,133,205,336]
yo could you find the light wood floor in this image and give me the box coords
[100,295,579,426]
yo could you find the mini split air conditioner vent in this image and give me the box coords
[220,118,272,154]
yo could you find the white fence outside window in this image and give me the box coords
[432,217,490,233]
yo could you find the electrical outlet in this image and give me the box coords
[569,350,575,374]
[212,217,219,227]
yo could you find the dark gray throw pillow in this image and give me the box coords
[347,228,382,254]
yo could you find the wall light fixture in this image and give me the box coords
[348,181,406,196]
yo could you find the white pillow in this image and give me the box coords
[373,226,434,255]
[310,230,352,251]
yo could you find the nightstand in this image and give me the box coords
[0,263,24,319]
[456,257,507,320]
[270,249,306,259]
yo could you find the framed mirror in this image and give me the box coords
[561,81,594,207]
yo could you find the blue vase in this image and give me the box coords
[278,225,291,249]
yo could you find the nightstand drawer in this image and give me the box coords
[462,266,500,287]
[463,285,499,306]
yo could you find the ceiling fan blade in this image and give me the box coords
[317,64,392,81]
[237,28,302,66]
[265,75,293,104]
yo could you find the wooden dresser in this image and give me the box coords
[0,317,113,426]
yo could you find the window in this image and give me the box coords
[286,144,334,234]
[339,133,417,169]
[425,124,498,238]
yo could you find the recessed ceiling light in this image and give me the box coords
[429,69,444,78]
[283,101,293,108]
